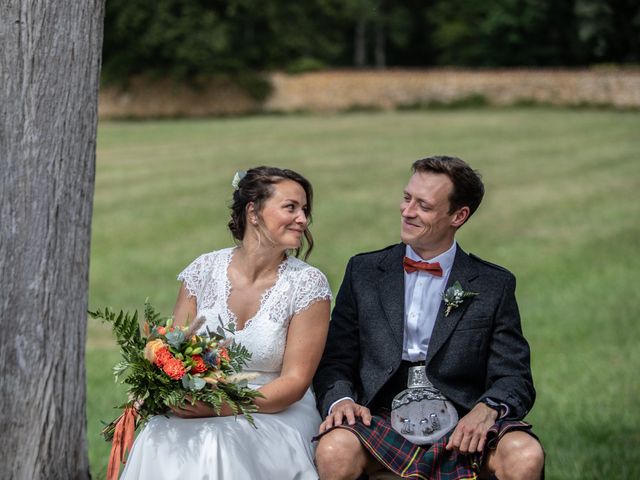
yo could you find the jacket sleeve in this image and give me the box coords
[480,274,536,419]
[312,258,361,417]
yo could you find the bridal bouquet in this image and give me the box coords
[90,302,263,479]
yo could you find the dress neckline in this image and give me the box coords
[223,247,289,331]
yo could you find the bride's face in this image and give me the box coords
[255,180,308,250]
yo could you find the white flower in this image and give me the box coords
[231,170,247,190]
[442,281,478,317]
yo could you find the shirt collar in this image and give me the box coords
[405,242,457,275]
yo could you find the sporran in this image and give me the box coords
[390,365,458,445]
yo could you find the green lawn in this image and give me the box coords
[88,109,640,479]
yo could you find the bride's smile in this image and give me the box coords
[252,179,309,251]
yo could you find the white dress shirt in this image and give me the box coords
[402,242,457,361]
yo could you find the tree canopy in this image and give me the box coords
[102,0,640,83]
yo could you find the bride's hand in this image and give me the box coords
[170,399,234,418]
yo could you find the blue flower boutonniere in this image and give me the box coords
[442,281,478,317]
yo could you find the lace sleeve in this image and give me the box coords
[177,253,212,299]
[293,267,332,314]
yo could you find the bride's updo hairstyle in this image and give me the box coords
[228,166,314,260]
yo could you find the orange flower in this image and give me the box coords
[143,339,167,364]
[157,326,167,335]
[219,347,230,363]
[154,347,174,368]
[190,355,207,374]
[162,357,186,380]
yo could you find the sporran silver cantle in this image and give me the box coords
[390,365,458,445]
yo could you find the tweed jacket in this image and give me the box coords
[313,243,535,420]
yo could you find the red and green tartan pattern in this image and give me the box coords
[316,415,533,480]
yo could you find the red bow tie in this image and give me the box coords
[403,257,443,276]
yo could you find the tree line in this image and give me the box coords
[103,0,639,83]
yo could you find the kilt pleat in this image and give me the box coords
[315,414,534,480]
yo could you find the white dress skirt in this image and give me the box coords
[120,248,332,480]
[120,388,321,479]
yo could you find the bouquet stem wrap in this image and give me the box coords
[107,406,138,480]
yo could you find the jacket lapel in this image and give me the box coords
[425,246,479,365]
[377,243,406,350]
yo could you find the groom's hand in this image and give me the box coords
[319,399,372,433]
[445,402,498,454]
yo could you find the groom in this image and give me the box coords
[313,156,544,479]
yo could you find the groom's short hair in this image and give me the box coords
[412,156,485,219]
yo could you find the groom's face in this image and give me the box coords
[400,171,462,258]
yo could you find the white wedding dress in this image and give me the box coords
[121,248,332,480]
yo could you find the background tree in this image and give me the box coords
[0,1,105,478]
[576,0,640,63]
[101,0,640,84]
[102,0,348,82]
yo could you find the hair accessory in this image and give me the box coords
[231,170,247,190]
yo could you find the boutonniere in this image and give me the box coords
[442,281,478,317]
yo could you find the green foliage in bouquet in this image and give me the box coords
[89,302,263,441]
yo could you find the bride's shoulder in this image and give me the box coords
[285,256,330,288]
[193,247,234,262]
[181,247,234,272]
[284,257,332,310]
[285,255,324,276]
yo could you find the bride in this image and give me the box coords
[121,167,332,479]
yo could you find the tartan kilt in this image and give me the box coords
[315,413,535,480]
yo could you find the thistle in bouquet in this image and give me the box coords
[89,302,263,478]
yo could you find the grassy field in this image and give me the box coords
[88,108,640,479]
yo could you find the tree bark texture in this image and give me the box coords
[354,17,367,67]
[0,1,105,478]
[374,19,386,69]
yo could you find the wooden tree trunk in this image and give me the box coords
[0,1,105,478]
[375,19,386,69]
[354,17,367,67]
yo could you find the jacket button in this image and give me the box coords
[387,367,393,374]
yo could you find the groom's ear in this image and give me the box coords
[451,206,470,228]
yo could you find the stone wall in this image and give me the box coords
[99,68,640,119]
[99,76,259,119]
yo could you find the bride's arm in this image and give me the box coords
[171,291,329,418]
[173,283,197,328]
[254,299,330,413]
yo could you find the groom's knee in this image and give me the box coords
[484,431,545,480]
[315,428,368,480]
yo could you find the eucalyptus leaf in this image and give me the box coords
[165,330,185,349]
[192,377,206,390]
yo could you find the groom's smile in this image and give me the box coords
[399,171,468,259]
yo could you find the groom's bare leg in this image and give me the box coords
[316,428,382,480]
[480,431,544,480]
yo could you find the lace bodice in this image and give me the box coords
[177,248,332,385]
